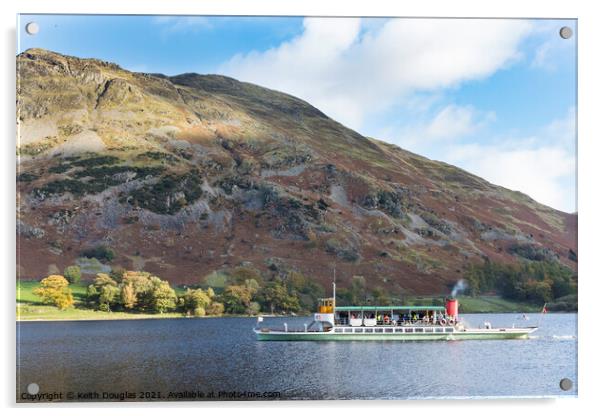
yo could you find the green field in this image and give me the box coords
[402,294,541,313]
[454,295,541,313]
[17,280,186,321]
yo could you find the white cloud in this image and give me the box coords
[444,110,576,213]
[425,105,495,141]
[541,106,576,150]
[220,18,532,130]
[214,17,575,212]
[385,104,494,152]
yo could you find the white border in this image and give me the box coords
[2,1,601,415]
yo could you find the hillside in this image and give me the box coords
[16,48,577,299]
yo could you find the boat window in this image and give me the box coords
[354,328,363,333]
[435,327,443,333]
[405,328,414,333]
[415,328,424,333]
[375,328,383,333]
[425,328,434,333]
[334,328,343,333]
[445,328,454,333]
[365,328,374,333]
[344,328,353,333]
[385,328,393,333]
[394,328,403,333]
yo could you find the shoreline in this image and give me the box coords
[16,315,236,323]
[16,310,574,323]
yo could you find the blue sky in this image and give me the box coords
[18,15,577,212]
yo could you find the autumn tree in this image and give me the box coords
[121,283,137,309]
[221,279,259,314]
[33,275,74,310]
[205,302,225,315]
[121,271,154,310]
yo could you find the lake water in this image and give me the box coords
[16,313,577,401]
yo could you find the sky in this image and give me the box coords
[18,15,577,213]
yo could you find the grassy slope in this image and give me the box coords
[402,295,541,313]
[455,296,541,313]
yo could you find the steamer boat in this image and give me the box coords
[254,283,537,341]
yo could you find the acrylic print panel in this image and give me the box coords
[16,15,577,402]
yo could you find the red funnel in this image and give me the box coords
[446,298,459,318]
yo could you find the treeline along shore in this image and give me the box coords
[17,259,576,321]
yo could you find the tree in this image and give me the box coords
[86,273,119,311]
[121,283,137,309]
[86,284,98,306]
[94,273,119,310]
[206,287,215,299]
[286,271,325,312]
[206,302,225,316]
[221,280,258,314]
[258,281,300,314]
[81,245,115,262]
[121,271,154,310]
[244,278,260,294]
[181,288,212,315]
[99,285,120,311]
[149,276,176,313]
[33,275,74,310]
[63,265,81,284]
[462,259,576,304]
[228,266,264,286]
[110,265,126,283]
[94,273,118,288]
[248,301,261,315]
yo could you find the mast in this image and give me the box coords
[332,263,336,309]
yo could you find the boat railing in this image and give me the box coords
[335,318,457,327]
